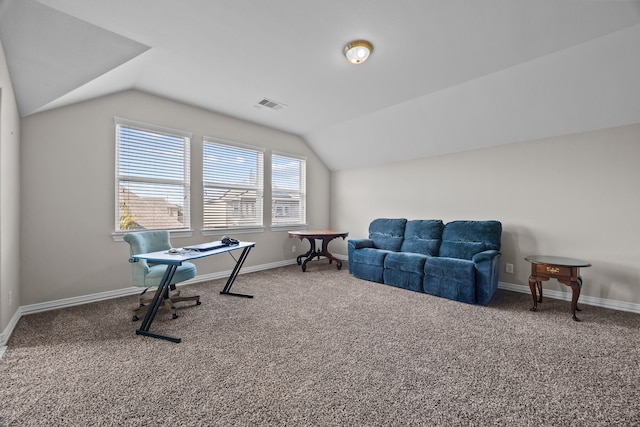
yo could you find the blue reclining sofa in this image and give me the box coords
[347,218,502,305]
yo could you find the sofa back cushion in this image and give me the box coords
[400,220,444,255]
[369,218,407,251]
[439,220,502,260]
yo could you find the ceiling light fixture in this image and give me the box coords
[344,40,373,65]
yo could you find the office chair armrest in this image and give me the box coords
[129,258,150,273]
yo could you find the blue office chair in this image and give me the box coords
[123,230,200,321]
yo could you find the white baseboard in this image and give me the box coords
[179,259,295,286]
[0,259,297,351]
[498,281,640,314]
[20,287,143,316]
[0,306,22,351]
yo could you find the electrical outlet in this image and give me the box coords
[292,245,296,253]
[8,290,12,305]
[505,263,514,274]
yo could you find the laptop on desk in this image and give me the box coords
[183,241,226,252]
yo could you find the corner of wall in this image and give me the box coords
[0,35,22,335]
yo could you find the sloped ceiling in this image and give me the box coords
[0,0,149,116]
[1,0,639,170]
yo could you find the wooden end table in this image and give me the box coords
[525,255,591,321]
[288,230,348,272]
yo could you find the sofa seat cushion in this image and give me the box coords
[384,252,429,274]
[350,247,395,284]
[351,247,391,266]
[383,252,429,293]
[424,257,476,304]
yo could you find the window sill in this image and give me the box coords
[271,224,308,232]
[201,226,265,237]
[111,229,195,242]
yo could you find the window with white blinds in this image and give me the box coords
[115,118,191,232]
[203,137,264,230]
[271,152,306,226]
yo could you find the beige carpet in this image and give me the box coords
[1,263,639,426]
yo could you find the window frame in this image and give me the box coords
[202,136,265,235]
[271,151,307,229]
[113,117,192,239]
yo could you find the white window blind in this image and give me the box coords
[115,118,191,232]
[272,152,306,226]
[203,137,264,230]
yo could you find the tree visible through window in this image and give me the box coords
[272,153,306,226]
[202,137,264,230]
[115,118,191,232]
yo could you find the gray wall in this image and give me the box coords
[20,90,330,305]
[331,123,640,306]
[4,44,640,333]
[0,38,21,334]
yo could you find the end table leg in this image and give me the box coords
[536,281,543,302]
[575,276,583,312]
[570,280,581,321]
[528,276,538,312]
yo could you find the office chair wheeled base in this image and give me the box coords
[131,290,201,321]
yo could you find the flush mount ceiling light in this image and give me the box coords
[344,39,373,64]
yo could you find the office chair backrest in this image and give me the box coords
[124,230,171,256]
[123,230,173,287]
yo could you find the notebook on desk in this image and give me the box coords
[183,241,226,252]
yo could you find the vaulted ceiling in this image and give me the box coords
[1,0,639,170]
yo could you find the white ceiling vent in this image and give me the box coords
[256,97,287,110]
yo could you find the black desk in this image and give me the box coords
[131,241,255,343]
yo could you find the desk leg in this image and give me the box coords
[220,246,254,298]
[136,264,182,343]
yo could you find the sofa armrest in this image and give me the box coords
[347,239,375,274]
[472,250,501,305]
[472,249,500,264]
[348,239,375,250]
